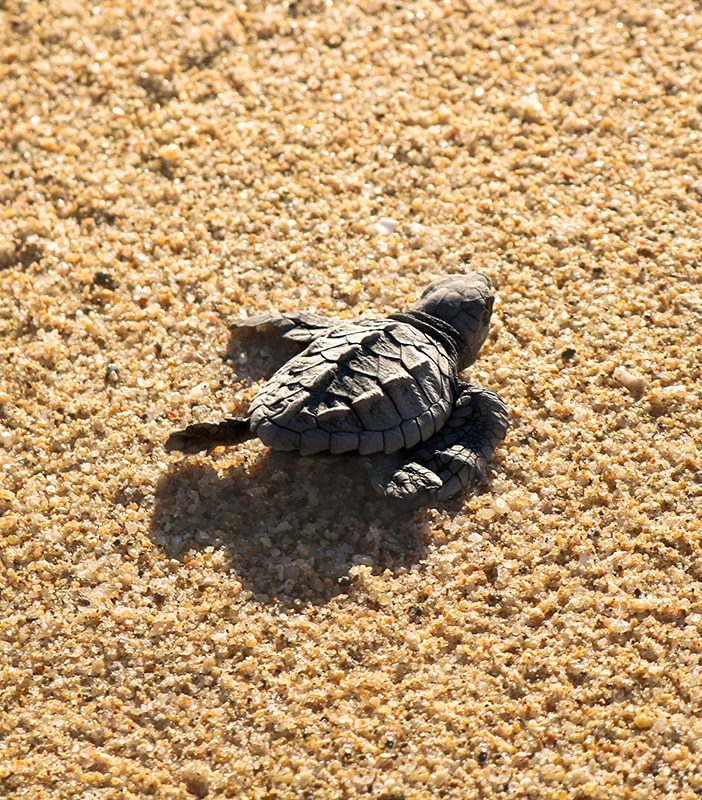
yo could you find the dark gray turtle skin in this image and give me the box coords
[166,273,509,506]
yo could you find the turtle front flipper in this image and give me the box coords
[368,383,509,506]
[231,312,346,344]
[165,417,254,454]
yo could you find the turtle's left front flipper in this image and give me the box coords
[231,312,346,345]
[369,383,509,506]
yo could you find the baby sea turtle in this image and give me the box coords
[166,273,509,506]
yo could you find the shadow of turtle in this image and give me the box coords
[221,325,304,384]
[149,448,430,607]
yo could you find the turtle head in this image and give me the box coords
[412,272,495,369]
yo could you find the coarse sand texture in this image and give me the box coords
[1,1,701,798]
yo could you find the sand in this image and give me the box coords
[1,0,701,797]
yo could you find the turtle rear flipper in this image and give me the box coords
[369,383,509,506]
[165,417,253,454]
[231,312,346,344]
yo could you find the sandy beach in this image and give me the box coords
[1,0,701,796]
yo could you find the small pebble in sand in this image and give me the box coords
[375,217,399,235]
[612,365,647,396]
[158,143,182,162]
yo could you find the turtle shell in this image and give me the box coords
[249,320,456,456]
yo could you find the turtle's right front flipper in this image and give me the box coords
[165,417,254,454]
[231,312,343,344]
[368,383,509,506]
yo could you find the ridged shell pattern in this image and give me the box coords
[250,320,454,456]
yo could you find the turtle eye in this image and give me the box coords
[482,299,493,325]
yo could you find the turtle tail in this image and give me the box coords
[165,417,253,454]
